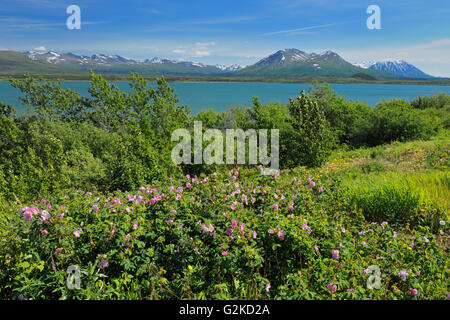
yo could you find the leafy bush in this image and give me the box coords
[107,133,165,191]
[285,90,336,167]
[368,99,440,145]
[1,75,449,300]
[411,93,450,110]
[0,116,71,202]
[0,168,448,300]
[2,73,189,201]
[309,83,373,146]
[409,93,450,129]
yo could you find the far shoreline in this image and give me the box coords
[1,73,450,86]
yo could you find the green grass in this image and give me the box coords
[327,135,449,229]
[323,133,450,226]
[344,171,449,223]
[330,132,450,160]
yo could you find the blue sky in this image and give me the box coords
[1,0,449,76]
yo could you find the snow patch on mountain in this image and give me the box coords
[352,60,434,78]
[352,61,374,69]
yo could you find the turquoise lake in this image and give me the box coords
[1,81,450,114]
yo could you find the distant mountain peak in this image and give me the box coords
[235,48,402,78]
[24,50,136,65]
[22,50,245,75]
[18,48,434,79]
[380,58,406,64]
[317,50,343,60]
[352,61,374,69]
[215,64,243,72]
[352,60,434,79]
[254,48,344,68]
[146,57,164,64]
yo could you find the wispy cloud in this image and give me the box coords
[33,46,46,51]
[260,22,347,36]
[1,0,68,10]
[172,41,217,58]
[0,16,110,31]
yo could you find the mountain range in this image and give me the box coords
[0,48,435,79]
[234,49,397,78]
[353,60,433,79]
[24,51,242,75]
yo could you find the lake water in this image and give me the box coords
[1,81,449,114]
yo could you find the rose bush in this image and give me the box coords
[1,167,448,300]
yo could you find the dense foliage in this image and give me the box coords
[285,90,335,167]
[0,73,448,300]
[1,74,447,201]
[0,166,448,299]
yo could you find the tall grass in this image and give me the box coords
[345,171,449,226]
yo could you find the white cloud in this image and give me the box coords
[192,50,211,57]
[0,16,109,31]
[172,41,216,58]
[34,46,46,51]
[172,49,186,54]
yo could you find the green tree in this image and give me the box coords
[285,90,335,167]
[10,75,86,121]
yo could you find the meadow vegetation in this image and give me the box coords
[0,72,448,299]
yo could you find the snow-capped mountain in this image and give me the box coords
[352,60,433,79]
[143,57,243,71]
[26,51,137,66]
[90,54,134,64]
[234,48,396,78]
[215,64,243,72]
[24,51,242,75]
[352,61,374,69]
[18,49,435,79]
[26,51,133,65]
[252,49,345,68]
[26,50,69,64]
[144,57,183,64]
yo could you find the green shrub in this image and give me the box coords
[368,99,440,145]
[107,134,165,191]
[411,93,450,110]
[284,90,336,167]
[0,168,448,300]
[2,73,191,200]
[309,83,373,146]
